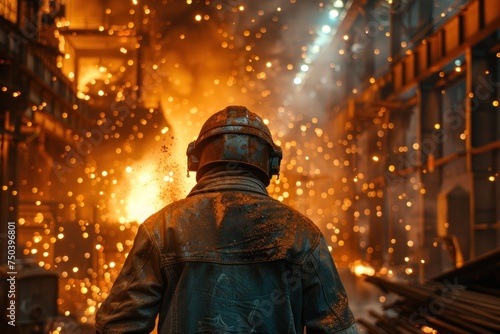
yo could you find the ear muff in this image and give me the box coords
[269,145,282,177]
[186,141,199,175]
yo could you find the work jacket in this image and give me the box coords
[95,170,357,333]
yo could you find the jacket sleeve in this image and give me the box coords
[301,237,358,334]
[95,224,163,334]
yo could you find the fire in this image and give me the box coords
[109,138,196,224]
[119,164,164,224]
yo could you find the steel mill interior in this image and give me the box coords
[1,0,499,333]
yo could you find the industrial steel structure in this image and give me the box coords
[313,0,500,280]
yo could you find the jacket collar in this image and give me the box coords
[187,170,268,197]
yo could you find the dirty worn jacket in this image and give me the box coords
[95,170,357,334]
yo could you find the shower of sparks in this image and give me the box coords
[5,0,481,329]
[14,0,355,325]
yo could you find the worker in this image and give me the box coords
[95,105,358,333]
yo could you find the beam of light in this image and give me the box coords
[330,9,339,19]
[292,2,348,88]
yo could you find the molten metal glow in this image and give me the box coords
[111,140,196,224]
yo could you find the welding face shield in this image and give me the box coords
[186,106,282,186]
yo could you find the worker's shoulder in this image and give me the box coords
[140,191,320,233]
[261,194,319,225]
[242,194,324,246]
[139,197,193,225]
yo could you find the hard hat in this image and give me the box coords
[186,106,282,185]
